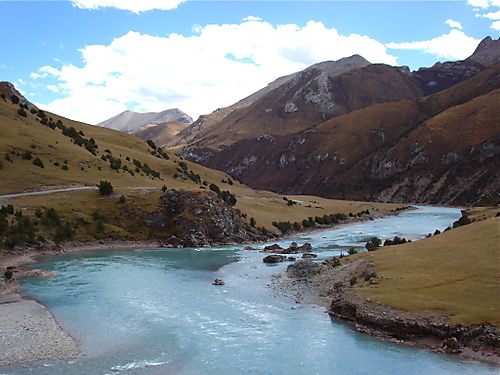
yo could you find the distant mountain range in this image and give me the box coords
[175,36,500,206]
[98,108,192,133]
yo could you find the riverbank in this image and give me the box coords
[0,297,79,366]
[270,216,500,366]
[0,206,413,367]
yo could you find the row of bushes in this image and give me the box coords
[0,206,75,249]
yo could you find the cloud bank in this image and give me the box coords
[32,19,398,124]
[71,0,186,13]
[386,29,480,61]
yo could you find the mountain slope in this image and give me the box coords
[0,94,399,235]
[166,55,371,149]
[0,82,36,108]
[178,63,424,155]
[196,63,500,206]
[98,108,192,133]
[132,121,190,146]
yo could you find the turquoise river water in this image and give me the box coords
[2,206,497,375]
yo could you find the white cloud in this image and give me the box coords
[32,19,398,125]
[467,0,500,8]
[445,19,463,29]
[386,29,480,60]
[491,20,500,29]
[71,0,186,13]
[242,16,262,22]
[476,10,500,19]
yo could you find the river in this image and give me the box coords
[2,206,497,374]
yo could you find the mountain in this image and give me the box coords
[98,108,192,133]
[466,36,500,66]
[132,121,190,146]
[0,81,37,108]
[166,55,371,149]
[175,62,424,154]
[193,62,500,206]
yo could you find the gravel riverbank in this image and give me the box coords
[0,296,79,366]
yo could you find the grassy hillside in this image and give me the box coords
[357,211,500,326]
[0,97,400,243]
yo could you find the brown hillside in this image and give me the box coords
[195,63,500,206]
[133,121,190,147]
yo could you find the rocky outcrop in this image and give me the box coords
[147,189,262,247]
[0,82,37,108]
[261,242,313,254]
[329,286,500,358]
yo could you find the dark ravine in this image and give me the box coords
[271,257,500,365]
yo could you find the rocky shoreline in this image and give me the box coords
[270,257,500,366]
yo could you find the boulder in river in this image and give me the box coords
[212,279,225,286]
[263,255,286,263]
[302,253,318,259]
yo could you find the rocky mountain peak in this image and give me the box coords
[466,36,500,66]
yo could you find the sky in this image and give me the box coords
[0,0,499,125]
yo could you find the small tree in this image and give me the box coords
[347,247,358,255]
[10,95,19,105]
[119,195,126,203]
[17,107,27,117]
[32,157,44,168]
[97,180,113,195]
[249,217,256,227]
[0,93,6,100]
[365,237,382,251]
[4,269,13,281]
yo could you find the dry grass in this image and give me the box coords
[0,99,400,231]
[357,216,500,326]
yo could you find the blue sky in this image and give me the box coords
[0,0,499,124]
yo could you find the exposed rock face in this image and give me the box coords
[147,189,261,247]
[166,55,372,149]
[190,63,500,206]
[466,36,500,66]
[0,82,36,108]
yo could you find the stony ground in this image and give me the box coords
[0,297,79,366]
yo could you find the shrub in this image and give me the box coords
[347,247,358,255]
[41,208,61,228]
[209,183,220,194]
[330,257,341,267]
[178,161,188,171]
[0,213,8,234]
[365,237,381,251]
[62,165,69,170]
[0,160,3,170]
[383,236,407,246]
[5,153,12,162]
[433,229,441,235]
[22,151,32,160]
[146,139,157,150]
[364,272,377,281]
[119,195,126,203]
[10,95,19,104]
[0,205,14,215]
[17,107,27,117]
[453,214,471,228]
[162,185,168,192]
[54,222,74,242]
[4,269,13,281]
[97,180,113,195]
[272,221,292,234]
[249,217,256,227]
[0,93,5,100]
[32,157,44,168]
